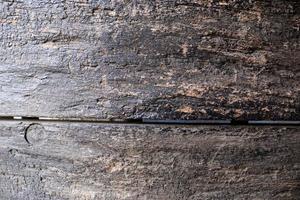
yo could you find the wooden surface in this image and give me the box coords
[1,1,300,199]
[0,121,299,200]
[0,0,299,120]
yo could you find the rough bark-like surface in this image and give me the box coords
[0,0,299,120]
[0,121,299,200]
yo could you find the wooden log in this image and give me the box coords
[0,0,299,120]
[0,121,299,199]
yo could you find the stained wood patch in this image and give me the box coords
[0,0,299,120]
[0,121,299,199]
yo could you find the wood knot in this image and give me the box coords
[24,123,46,145]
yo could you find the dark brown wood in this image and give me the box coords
[0,0,299,120]
[0,121,299,199]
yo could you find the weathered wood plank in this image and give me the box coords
[0,121,299,199]
[0,0,299,120]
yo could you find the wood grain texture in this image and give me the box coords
[0,121,299,200]
[0,0,299,120]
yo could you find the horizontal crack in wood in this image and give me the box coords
[0,116,299,126]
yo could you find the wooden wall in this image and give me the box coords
[0,0,299,199]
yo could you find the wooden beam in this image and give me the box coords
[0,0,299,120]
[0,121,299,199]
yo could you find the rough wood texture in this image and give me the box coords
[0,0,299,120]
[0,121,299,199]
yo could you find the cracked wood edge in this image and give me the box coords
[0,121,299,200]
[0,0,299,120]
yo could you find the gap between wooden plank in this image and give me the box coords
[0,116,299,126]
